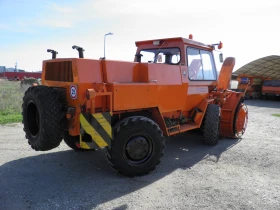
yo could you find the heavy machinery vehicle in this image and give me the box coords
[237,77,262,99]
[22,35,249,177]
[262,79,280,99]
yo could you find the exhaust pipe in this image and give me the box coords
[47,49,58,59]
[72,45,85,58]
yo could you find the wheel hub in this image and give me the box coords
[126,136,149,160]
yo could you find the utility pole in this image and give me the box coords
[104,32,113,59]
[14,61,17,72]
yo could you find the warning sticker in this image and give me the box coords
[70,85,77,99]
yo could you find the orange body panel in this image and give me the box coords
[217,57,235,90]
[219,92,244,138]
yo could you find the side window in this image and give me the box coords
[187,47,216,80]
[140,51,155,63]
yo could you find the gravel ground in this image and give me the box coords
[0,99,280,210]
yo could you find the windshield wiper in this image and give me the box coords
[153,42,167,62]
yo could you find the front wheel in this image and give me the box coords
[106,116,165,177]
[203,104,220,146]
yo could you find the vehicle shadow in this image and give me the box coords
[0,132,240,210]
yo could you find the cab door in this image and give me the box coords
[184,47,218,110]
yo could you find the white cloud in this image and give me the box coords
[47,2,73,13]
[0,24,10,30]
[40,19,73,28]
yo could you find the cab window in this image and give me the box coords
[187,47,217,80]
[140,48,180,64]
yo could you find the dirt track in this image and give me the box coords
[0,100,280,210]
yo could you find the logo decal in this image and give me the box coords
[70,85,77,99]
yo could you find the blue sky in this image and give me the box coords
[1,0,280,72]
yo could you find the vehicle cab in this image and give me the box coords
[134,36,223,86]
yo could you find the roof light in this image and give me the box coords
[153,40,160,45]
[189,34,193,39]
[218,41,223,49]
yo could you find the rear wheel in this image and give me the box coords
[106,116,165,177]
[203,104,220,146]
[22,86,66,151]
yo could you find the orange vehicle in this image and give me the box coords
[262,79,280,99]
[237,76,262,99]
[22,36,249,177]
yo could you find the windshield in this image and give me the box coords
[139,48,180,64]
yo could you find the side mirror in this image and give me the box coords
[219,53,224,63]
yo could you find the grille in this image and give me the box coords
[45,61,73,82]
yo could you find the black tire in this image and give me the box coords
[203,104,220,146]
[22,86,66,151]
[106,116,165,177]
